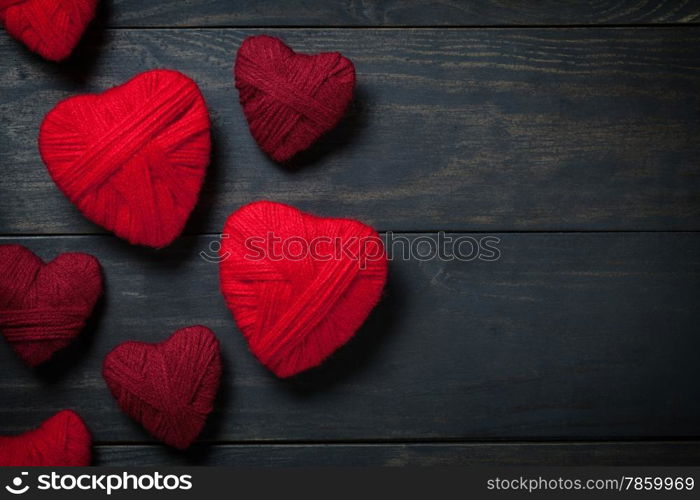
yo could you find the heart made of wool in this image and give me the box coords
[0,244,102,367]
[234,35,355,162]
[0,0,97,61]
[0,410,91,466]
[103,326,221,449]
[219,201,388,378]
[39,69,211,248]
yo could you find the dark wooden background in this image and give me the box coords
[1,1,700,466]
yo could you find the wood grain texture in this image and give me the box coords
[105,1,700,27]
[1,233,698,442]
[94,442,700,466]
[2,28,700,234]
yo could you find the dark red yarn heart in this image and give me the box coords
[0,0,97,61]
[102,326,221,450]
[219,201,388,378]
[39,69,211,248]
[0,244,102,367]
[0,410,91,466]
[234,35,355,162]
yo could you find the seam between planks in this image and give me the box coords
[2,230,700,239]
[92,437,700,446]
[103,24,700,30]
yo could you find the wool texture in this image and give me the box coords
[102,326,221,450]
[219,201,388,378]
[0,0,97,61]
[39,69,211,248]
[0,244,102,367]
[0,410,91,466]
[234,35,355,162]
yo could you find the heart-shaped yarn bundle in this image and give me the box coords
[0,244,102,367]
[0,0,97,61]
[0,410,91,466]
[102,326,221,449]
[39,69,211,248]
[234,35,355,162]
[219,201,387,378]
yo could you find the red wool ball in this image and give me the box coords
[0,0,97,61]
[234,35,355,162]
[39,69,211,248]
[0,244,102,367]
[219,201,388,378]
[102,326,222,450]
[0,410,92,466]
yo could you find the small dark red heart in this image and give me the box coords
[102,326,222,450]
[0,410,92,466]
[219,201,388,378]
[234,35,355,162]
[0,244,102,367]
[0,0,97,61]
[39,69,211,248]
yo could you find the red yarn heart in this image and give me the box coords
[102,326,221,450]
[219,201,387,378]
[0,0,97,61]
[0,244,102,367]
[234,35,355,162]
[39,69,211,248]
[0,410,91,466]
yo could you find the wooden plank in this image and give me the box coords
[105,1,700,27]
[1,232,699,442]
[2,28,700,234]
[95,442,700,466]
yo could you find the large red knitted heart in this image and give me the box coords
[39,69,211,248]
[0,244,102,367]
[234,35,355,162]
[219,201,387,378]
[102,326,221,450]
[0,0,97,61]
[0,410,91,466]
